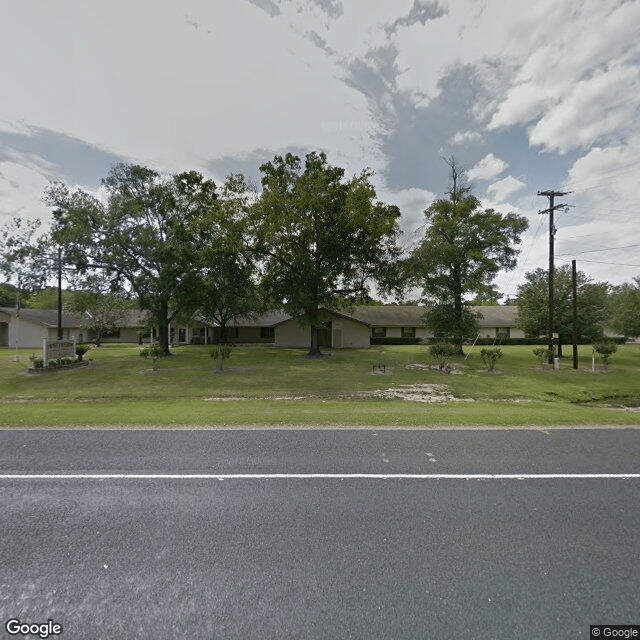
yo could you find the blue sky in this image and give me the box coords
[1,0,639,299]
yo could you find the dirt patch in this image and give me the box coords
[352,384,473,404]
[405,363,466,375]
[202,384,470,404]
[211,366,254,375]
[370,366,393,376]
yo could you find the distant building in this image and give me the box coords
[0,305,524,349]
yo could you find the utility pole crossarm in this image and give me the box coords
[537,189,572,365]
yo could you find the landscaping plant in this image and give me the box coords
[592,340,618,367]
[480,348,503,371]
[210,344,233,371]
[429,341,458,371]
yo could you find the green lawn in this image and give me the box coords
[1,343,639,428]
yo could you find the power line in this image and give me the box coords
[557,243,640,256]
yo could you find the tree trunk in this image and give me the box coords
[158,323,170,355]
[308,325,321,357]
[157,299,171,355]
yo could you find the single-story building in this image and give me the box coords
[1,304,525,349]
[0,307,85,348]
[273,310,372,349]
[282,305,524,348]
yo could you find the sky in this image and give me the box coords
[1,0,639,300]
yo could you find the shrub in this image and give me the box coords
[593,340,618,366]
[139,343,164,359]
[210,344,233,370]
[139,343,164,370]
[76,344,91,361]
[480,348,503,371]
[370,337,422,345]
[429,341,458,370]
[532,347,553,366]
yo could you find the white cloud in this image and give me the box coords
[449,130,482,146]
[378,186,435,234]
[488,0,640,154]
[487,176,525,203]
[528,66,640,154]
[467,153,507,181]
[0,160,52,222]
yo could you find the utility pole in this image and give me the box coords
[537,190,570,364]
[57,247,63,341]
[572,259,578,370]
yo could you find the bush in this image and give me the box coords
[480,348,503,371]
[139,343,164,359]
[76,344,91,361]
[429,341,458,370]
[210,344,233,370]
[532,347,553,366]
[370,337,422,345]
[593,340,618,366]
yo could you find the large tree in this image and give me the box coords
[0,217,52,309]
[47,164,210,355]
[516,265,610,354]
[409,161,528,354]
[251,151,402,355]
[607,276,640,338]
[179,173,263,343]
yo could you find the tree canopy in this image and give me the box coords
[0,217,52,309]
[608,276,640,338]
[515,265,610,353]
[250,151,402,355]
[408,160,528,353]
[47,164,211,354]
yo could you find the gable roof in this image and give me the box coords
[347,304,520,328]
[347,305,426,326]
[0,307,82,328]
[272,309,372,328]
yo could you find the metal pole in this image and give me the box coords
[547,194,555,364]
[572,259,578,370]
[57,247,63,340]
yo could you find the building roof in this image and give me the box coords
[347,305,426,326]
[0,307,82,328]
[470,305,520,328]
[229,305,521,329]
[342,305,520,328]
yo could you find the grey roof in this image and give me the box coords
[470,305,520,328]
[0,307,82,328]
[272,309,372,328]
[347,305,426,326]
[347,305,520,328]
[234,305,520,329]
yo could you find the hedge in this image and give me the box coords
[370,337,423,345]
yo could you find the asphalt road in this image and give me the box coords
[0,428,639,640]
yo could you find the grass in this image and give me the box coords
[1,343,639,428]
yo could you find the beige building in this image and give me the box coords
[273,311,371,349]
[0,308,84,348]
[0,304,525,349]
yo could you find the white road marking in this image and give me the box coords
[0,473,639,480]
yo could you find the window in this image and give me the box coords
[372,327,386,338]
[401,327,416,338]
[496,327,510,339]
[260,327,275,339]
